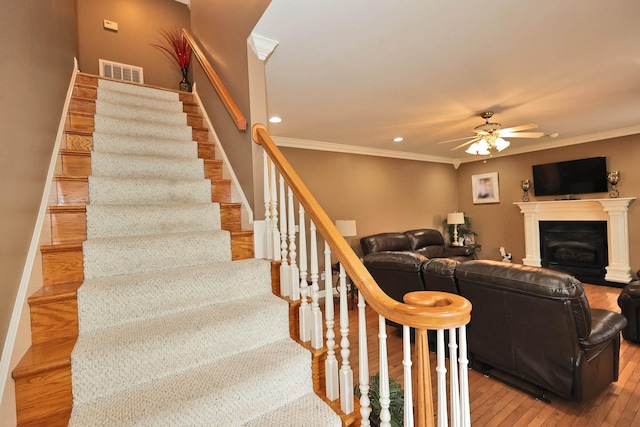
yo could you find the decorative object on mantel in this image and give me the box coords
[447,212,465,246]
[153,28,193,92]
[472,172,500,204]
[521,179,531,202]
[608,170,620,198]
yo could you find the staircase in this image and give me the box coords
[12,74,341,426]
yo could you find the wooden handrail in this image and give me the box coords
[252,124,471,330]
[182,28,247,131]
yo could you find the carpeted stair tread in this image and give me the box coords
[77,258,272,333]
[86,203,221,239]
[94,115,193,141]
[71,294,292,404]
[96,98,187,125]
[91,151,204,180]
[83,230,231,279]
[88,175,212,205]
[92,132,198,159]
[244,392,342,427]
[69,339,339,426]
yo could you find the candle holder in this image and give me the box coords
[521,179,531,202]
[607,171,620,198]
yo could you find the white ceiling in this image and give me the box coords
[253,0,640,164]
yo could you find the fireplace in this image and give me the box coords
[515,198,635,284]
[539,221,608,284]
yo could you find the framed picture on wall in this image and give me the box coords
[472,172,500,204]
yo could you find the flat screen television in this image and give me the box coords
[532,156,608,197]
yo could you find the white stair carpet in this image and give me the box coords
[69,79,340,426]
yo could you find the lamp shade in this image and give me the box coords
[447,212,465,225]
[335,219,357,237]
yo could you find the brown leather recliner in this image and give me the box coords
[454,260,627,402]
[617,281,640,342]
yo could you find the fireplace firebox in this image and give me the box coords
[539,221,608,285]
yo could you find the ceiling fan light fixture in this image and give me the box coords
[465,143,479,155]
[495,137,510,151]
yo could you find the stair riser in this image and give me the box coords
[231,233,254,260]
[60,152,222,181]
[54,177,235,225]
[64,132,216,160]
[30,300,78,345]
[41,245,83,286]
[50,208,86,244]
[15,366,72,425]
[67,113,204,134]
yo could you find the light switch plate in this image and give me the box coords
[103,19,118,32]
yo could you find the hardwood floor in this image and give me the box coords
[343,283,640,426]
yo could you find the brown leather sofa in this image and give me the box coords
[425,259,627,402]
[617,281,640,342]
[360,229,475,303]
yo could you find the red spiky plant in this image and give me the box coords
[153,28,192,70]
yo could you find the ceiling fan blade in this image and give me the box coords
[500,123,538,133]
[451,137,480,150]
[437,136,475,145]
[504,131,545,138]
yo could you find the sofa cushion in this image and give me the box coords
[360,232,412,255]
[422,258,460,294]
[404,229,445,250]
[363,251,427,272]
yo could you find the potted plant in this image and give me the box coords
[153,28,193,92]
[355,372,404,427]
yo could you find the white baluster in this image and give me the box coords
[436,329,448,427]
[263,153,273,259]
[270,160,280,261]
[278,175,290,297]
[357,290,371,426]
[449,328,460,427]
[403,325,414,427]
[288,187,299,300]
[339,263,354,414]
[378,315,391,427]
[324,241,339,401]
[309,222,323,349]
[298,206,310,342]
[459,325,471,427]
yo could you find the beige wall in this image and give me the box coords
[456,135,640,279]
[76,0,190,90]
[280,148,459,257]
[190,0,271,213]
[0,0,76,355]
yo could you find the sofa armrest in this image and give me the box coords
[580,308,627,350]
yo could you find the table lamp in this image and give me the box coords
[447,212,465,246]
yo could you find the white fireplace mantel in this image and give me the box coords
[514,198,636,283]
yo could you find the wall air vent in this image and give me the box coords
[99,59,144,84]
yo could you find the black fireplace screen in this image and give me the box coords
[539,221,608,284]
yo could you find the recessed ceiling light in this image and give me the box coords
[269,116,282,124]
[393,137,404,142]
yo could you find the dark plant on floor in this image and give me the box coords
[355,372,404,427]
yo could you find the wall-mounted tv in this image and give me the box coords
[532,156,608,197]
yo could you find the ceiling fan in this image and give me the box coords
[443,111,544,155]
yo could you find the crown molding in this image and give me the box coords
[174,0,190,7]
[249,33,279,61]
[272,136,457,165]
[271,125,640,168]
